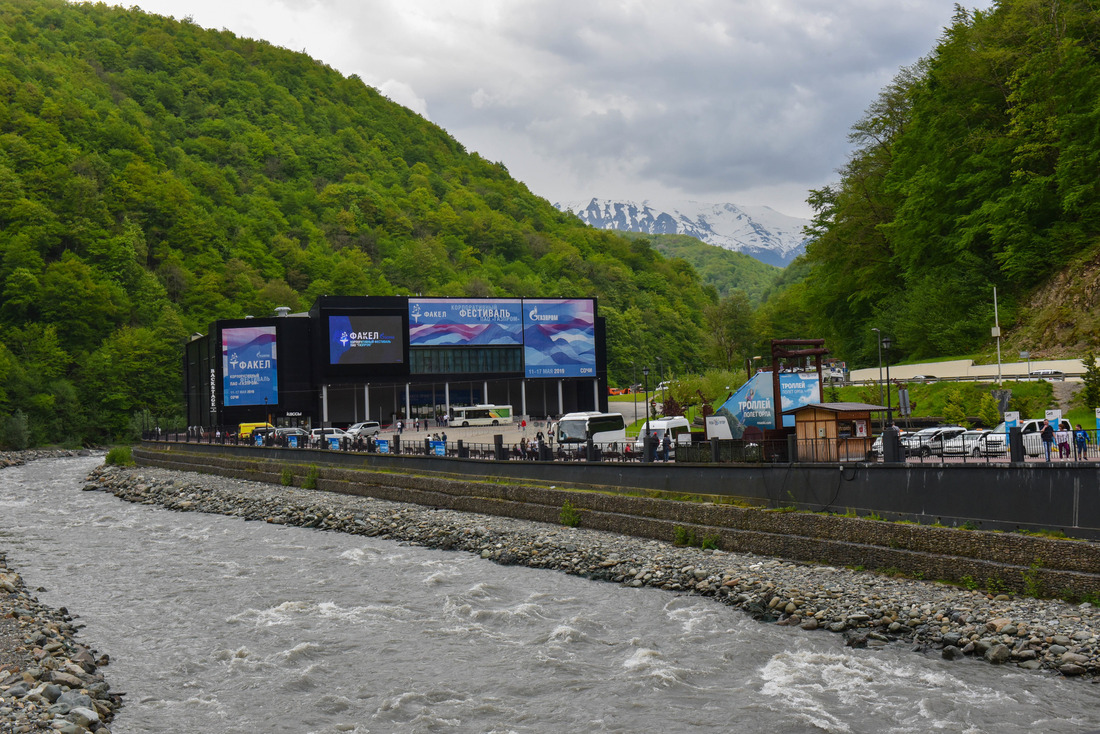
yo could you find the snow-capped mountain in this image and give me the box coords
[554,198,810,267]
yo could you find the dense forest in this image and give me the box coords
[0,0,724,446]
[763,0,1100,366]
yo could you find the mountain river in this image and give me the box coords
[2,456,1099,733]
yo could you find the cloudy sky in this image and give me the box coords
[131,0,990,219]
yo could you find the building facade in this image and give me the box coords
[184,296,608,429]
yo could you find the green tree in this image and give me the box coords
[1081,350,1100,411]
[704,291,755,371]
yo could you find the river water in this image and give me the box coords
[2,456,1099,733]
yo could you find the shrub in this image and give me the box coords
[303,464,319,489]
[104,446,134,466]
[560,500,581,527]
[0,410,29,450]
[281,467,294,486]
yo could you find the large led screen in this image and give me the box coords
[328,315,404,365]
[409,298,523,346]
[222,326,278,406]
[523,299,596,379]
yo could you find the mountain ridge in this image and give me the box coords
[555,197,809,267]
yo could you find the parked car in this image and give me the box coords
[1029,369,1065,381]
[911,374,937,383]
[869,427,907,458]
[275,426,309,440]
[900,426,967,457]
[984,418,1072,457]
[310,427,348,446]
[346,421,381,438]
[942,429,991,457]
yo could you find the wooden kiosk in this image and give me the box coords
[783,402,887,462]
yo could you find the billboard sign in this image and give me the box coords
[408,298,522,346]
[328,315,404,365]
[711,372,822,435]
[222,326,278,407]
[523,299,596,379]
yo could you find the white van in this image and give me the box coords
[633,416,692,453]
[347,421,381,438]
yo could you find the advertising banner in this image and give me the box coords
[222,326,278,407]
[376,439,390,454]
[430,440,446,456]
[1004,411,1019,435]
[523,299,596,379]
[327,436,340,450]
[288,435,299,449]
[328,315,404,365]
[777,373,821,426]
[409,298,522,346]
[711,373,773,438]
[710,372,822,435]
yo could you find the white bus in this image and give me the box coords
[554,411,627,445]
[451,404,513,427]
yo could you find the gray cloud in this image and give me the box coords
[136,0,984,216]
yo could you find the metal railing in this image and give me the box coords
[145,428,1100,465]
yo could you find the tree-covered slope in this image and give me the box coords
[620,232,781,305]
[776,0,1100,367]
[0,0,713,445]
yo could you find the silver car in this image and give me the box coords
[942,429,991,457]
[900,426,967,457]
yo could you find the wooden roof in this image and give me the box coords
[781,402,888,415]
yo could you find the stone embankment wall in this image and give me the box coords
[135,445,1100,598]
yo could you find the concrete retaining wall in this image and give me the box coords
[134,443,1100,598]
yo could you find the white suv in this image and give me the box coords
[900,426,967,457]
[985,418,1071,457]
[347,421,381,438]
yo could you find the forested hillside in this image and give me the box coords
[621,232,780,305]
[765,0,1100,366]
[0,0,714,445]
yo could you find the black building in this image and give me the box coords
[184,296,608,430]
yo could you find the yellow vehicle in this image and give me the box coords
[238,422,274,440]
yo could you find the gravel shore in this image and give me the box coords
[1,451,122,734]
[4,451,1100,734]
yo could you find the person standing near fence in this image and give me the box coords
[1040,419,1055,462]
[1075,424,1089,459]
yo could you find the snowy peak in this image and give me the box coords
[554,198,809,267]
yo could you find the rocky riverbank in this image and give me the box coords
[1,450,122,734]
[81,462,1100,681]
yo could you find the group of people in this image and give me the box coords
[1039,420,1089,461]
[512,433,545,460]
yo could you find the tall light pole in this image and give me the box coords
[872,327,883,406]
[882,335,894,426]
[632,360,638,427]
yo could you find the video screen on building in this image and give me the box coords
[222,325,278,406]
[523,299,597,379]
[409,298,523,346]
[328,315,404,365]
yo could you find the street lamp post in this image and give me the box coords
[872,328,883,406]
[882,336,894,426]
[642,365,651,462]
[632,361,638,427]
